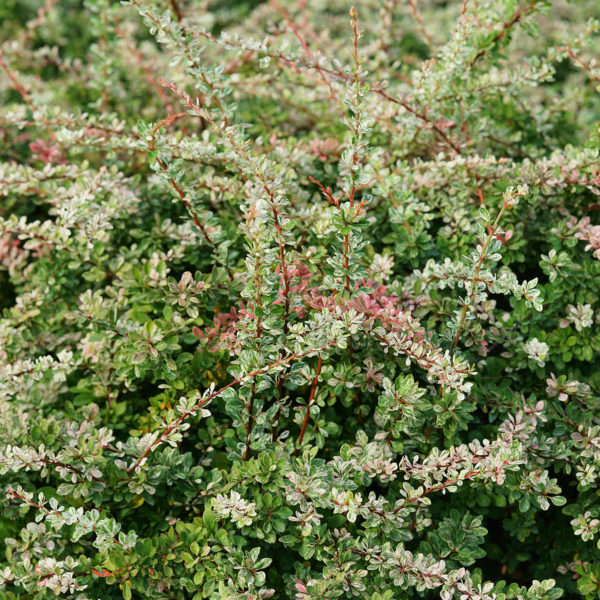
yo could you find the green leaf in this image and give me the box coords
[123,581,132,600]
[203,508,216,532]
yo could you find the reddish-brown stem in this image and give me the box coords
[0,47,67,153]
[476,185,485,206]
[99,12,109,111]
[392,460,511,512]
[341,10,364,423]
[277,5,337,101]
[470,0,537,66]
[159,78,291,324]
[159,73,294,455]
[451,201,506,352]
[25,0,58,37]
[0,48,35,112]
[151,125,234,281]
[169,0,183,21]
[407,0,433,49]
[126,342,335,474]
[557,45,600,84]
[340,10,362,293]
[113,25,177,114]
[188,23,461,153]
[295,354,322,453]
[309,175,339,208]
[244,263,265,459]
[243,384,257,461]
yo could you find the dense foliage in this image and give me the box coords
[1,0,600,598]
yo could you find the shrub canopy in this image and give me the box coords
[1,0,600,599]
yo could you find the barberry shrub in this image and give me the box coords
[1,0,600,598]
